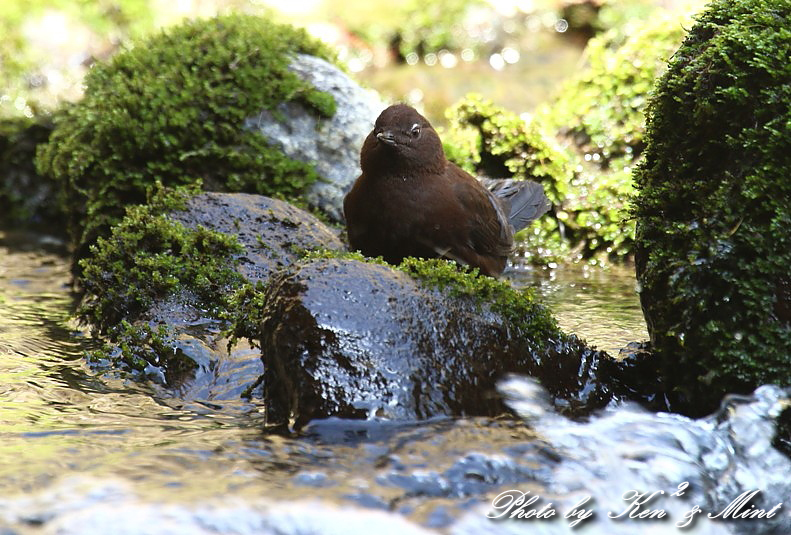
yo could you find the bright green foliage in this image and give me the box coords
[442,94,573,263]
[397,256,560,340]
[78,186,246,334]
[633,0,791,414]
[441,9,691,265]
[396,0,486,58]
[313,0,486,59]
[36,14,337,259]
[533,15,688,263]
[0,0,151,114]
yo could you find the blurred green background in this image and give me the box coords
[0,0,703,123]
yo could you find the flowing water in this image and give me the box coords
[1,231,789,535]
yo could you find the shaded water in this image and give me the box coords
[1,232,788,535]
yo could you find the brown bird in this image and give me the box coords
[343,104,550,277]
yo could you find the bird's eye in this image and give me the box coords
[410,124,421,137]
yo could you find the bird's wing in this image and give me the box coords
[480,178,551,232]
[449,166,514,259]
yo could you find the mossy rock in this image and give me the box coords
[633,0,791,415]
[35,13,338,261]
[80,187,343,380]
[227,253,615,428]
[0,113,64,230]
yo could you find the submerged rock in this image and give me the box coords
[241,256,614,428]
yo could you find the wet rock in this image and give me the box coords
[610,341,669,411]
[246,54,385,222]
[152,193,343,399]
[170,192,345,283]
[85,191,344,400]
[251,257,613,428]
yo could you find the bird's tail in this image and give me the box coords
[481,178,551,232]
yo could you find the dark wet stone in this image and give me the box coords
[254,258,613,428]
[129,193,344,400]
[610,341,669,411]
[169,192,345,283]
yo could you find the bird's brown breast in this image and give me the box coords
[344,103,545,277]
[344,161,512,276]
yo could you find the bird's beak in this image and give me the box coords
[376,131,397,146]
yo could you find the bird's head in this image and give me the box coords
[360,104,446,175]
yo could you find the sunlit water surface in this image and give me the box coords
[2,232,786,535]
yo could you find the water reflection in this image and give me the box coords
[9,232,786,535]
[508,262,648,353]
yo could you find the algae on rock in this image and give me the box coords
[633,0,791,414]
[227,253,615,428]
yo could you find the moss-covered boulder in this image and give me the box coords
[229,254,615,429]
[35,14,376,261]
[80,188,343,395]
[633,0,791,415]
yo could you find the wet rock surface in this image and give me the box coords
[247,54,385,222]
[169,191,345,283]
[253,257,614,428]
[120,192,344,400]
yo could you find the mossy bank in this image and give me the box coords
[35,14,338,261]
[633,0,791,414]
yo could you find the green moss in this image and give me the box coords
[36,13,337,259]
[437,16,689,264]
[397,256,560,340]
[532,15,687,264]
[78,185,246,334]
[442,95,573,264]
[227,249,560,347]
[632,0,791,414]
[86,321,201,383]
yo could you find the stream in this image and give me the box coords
[1,229,789,535]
